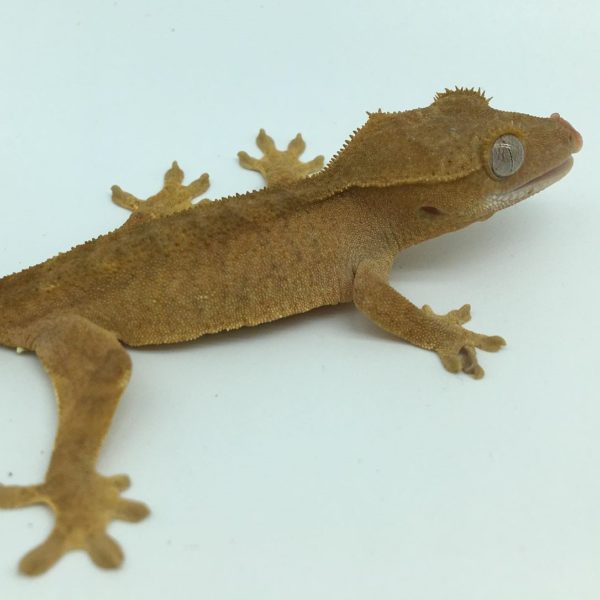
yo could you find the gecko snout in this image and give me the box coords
[550,113,583,153]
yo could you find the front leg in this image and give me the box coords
[0,315,149,575]
[353,258,506,378]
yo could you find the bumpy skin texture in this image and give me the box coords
[0,88,582,575]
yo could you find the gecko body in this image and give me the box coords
[0,89,582,575]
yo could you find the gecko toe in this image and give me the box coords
[439,352,462,373]
[448,303,472,325]
[287,133,306,157]
[106,474,131,492]
[86,532,124,569]
[438,343,487,379]
[19,530,67,576]
[476,334,506,352]
[0,484,44,509]
[460,345,485,379]
[422,303,471,325]
[237,151,261,171]
[304,154,325,172]
[112,498,150,522]
[164,161,185,185]
[256,129,277,153]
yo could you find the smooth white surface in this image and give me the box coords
[0,1,598,598]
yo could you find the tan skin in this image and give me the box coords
[0,88,582,575]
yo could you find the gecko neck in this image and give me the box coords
[351,183,477,255]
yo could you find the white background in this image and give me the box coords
[0,1,598,598]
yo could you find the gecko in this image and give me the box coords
[0,88,582,575]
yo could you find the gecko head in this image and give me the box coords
[326,87,582,230]
[414,88,583,224]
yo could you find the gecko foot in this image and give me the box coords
[422,303,506,379]
[0,472,149,575]
[238,129,324,187]
[112,161,210,224]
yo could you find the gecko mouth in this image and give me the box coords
[483,156,574,213]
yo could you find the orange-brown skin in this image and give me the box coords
[0,89,582,575]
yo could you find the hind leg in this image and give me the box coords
[0,315,149,575]
[112,161,210,225]
[238,129,324,187]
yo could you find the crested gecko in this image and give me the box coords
[0,88,582,575]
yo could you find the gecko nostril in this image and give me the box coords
[550,112,583,152]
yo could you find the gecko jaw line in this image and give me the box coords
[484,157,574,212]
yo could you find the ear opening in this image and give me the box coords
[419,206,444,216]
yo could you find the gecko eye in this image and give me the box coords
[490,135,525,177]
